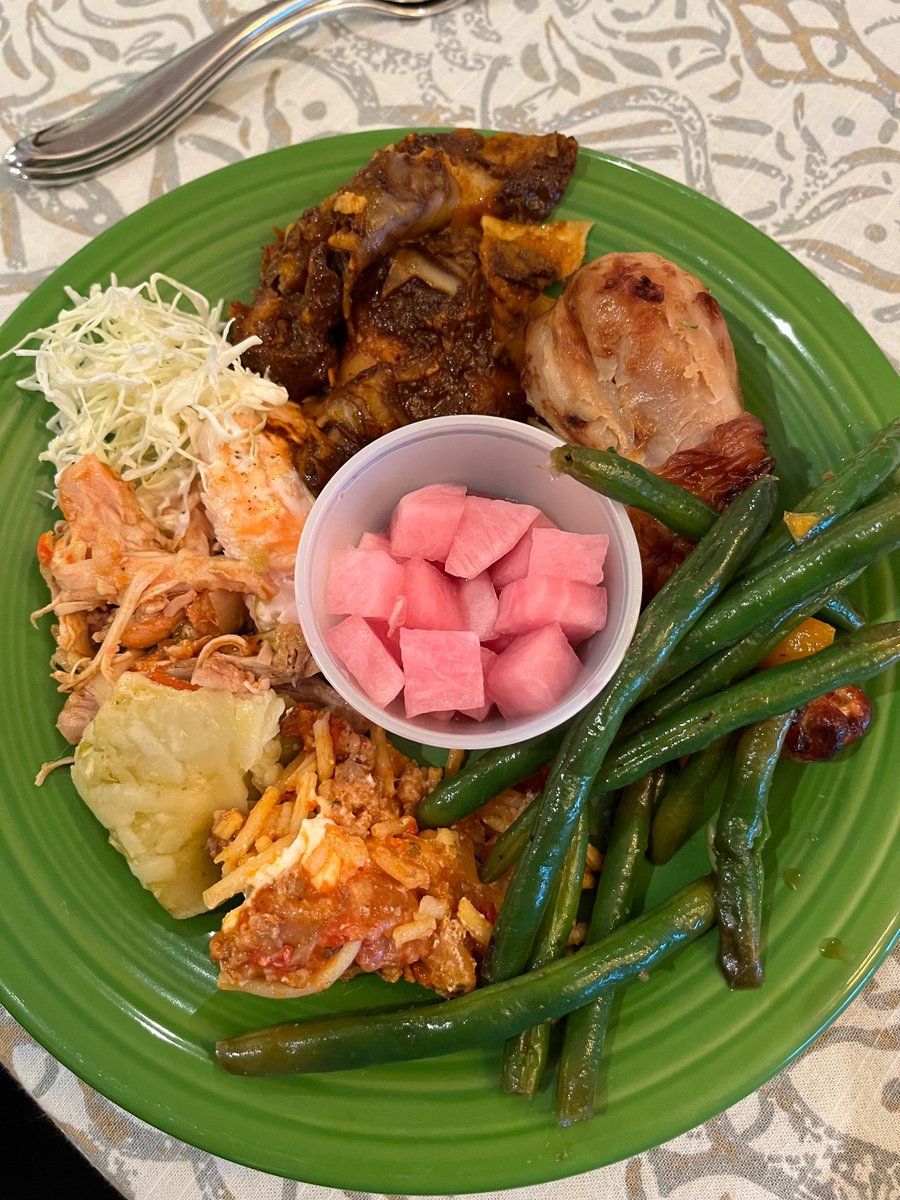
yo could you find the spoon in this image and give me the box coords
[5,0,465,186]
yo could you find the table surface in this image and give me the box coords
[1,1,898,1197]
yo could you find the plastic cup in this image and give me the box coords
[294,415,642,750]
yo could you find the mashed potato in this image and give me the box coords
[72,674,284,918]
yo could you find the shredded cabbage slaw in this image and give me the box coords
[7,273,287,541]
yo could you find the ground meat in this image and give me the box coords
[209,706,504,998]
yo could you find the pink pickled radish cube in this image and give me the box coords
[399,628,484,717]
[445,496,542,579]
[389,483,467,563]
[494,576,608,645]
[483,633,515,654]
[459,572,499,641]
[461,647,498,721]
[326,615,404,707]
[325,547,404,620]
[367,618,402,664]
[387,595,406,638]
[401,557,467,631]
[486,623,581,719]
[357,530,393,554]
[489,513,557,588]
[528,528,609,585]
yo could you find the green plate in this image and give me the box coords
[0,130,897,1192]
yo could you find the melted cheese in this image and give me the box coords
[246,813,333,893]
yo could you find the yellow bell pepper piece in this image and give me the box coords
[783,510,821,541]
[758,617,836,668]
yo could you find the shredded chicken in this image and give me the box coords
[36,427,318,740]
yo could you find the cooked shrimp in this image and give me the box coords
[200,428,315,580]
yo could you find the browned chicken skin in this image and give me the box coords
[629,413,775,600]
[523,248,870,760]
[524,251,747,468]
[523,250,775,601]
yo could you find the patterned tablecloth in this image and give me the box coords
[1,2,898,1197]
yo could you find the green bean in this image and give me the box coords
[818,589,866,632]
[484,625,802,877]
[586,770,665,942]
[747,417,900,572]
[649,736,731,865]
[555,423,899,635]
[216,876,716,1077]
[481,477,778,985]
[589,785,621,841]
[482,574,870,882]
[714,713,793,988]
[650,490,900,688]
[556,769,664,1125]
[428,433,895,835]
[619,580,839,739]
[552,423,900,569]
[415,727,564,828]
[480,801,534,883]
[500,1001,549,1096]
[549,445,717,539]
[593,623,900,794]
[501,805,590,1095]
[480,779,622,884]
